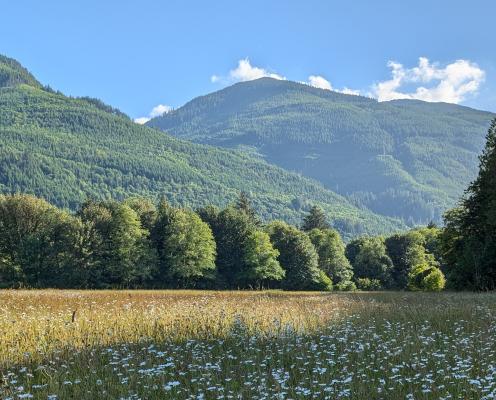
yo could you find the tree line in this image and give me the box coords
[0,191,443,291]
[1,118,495,291]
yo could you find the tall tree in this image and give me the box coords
[242,230,284,288]
[385,231,427,289]
[267,221,332,291]
[152,202,216,286]
[442,119,496,290]
[235,191,260,225]
[346,237,394,288]
[199,206,282,288]
[77,200,154,288]
[308,228,353,288]
[302,205,330,232]
[0,194,77,288]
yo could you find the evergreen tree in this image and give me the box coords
[200,206,253,287]
[235,191,260,225]
[302,206,330,231]
[308,228,353,288]
[443,119,496,290]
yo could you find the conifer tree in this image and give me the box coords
[235,191,260,225]
[302,206,330,231]
[443,119,496,290]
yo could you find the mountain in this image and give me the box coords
[0,55,41,88]
[0,55,404,239]
[147,78,495,224]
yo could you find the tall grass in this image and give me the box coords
[1,290,495,399]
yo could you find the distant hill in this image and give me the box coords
[0,55,404,239]
[148,78,495,224]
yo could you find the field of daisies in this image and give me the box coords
[0,290,495,399]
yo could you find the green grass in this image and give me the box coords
[0,290,495,399]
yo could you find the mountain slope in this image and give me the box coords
[148,78,495,224]
[0,55,404,238]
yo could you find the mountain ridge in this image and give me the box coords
[0,55,404,239]
[148,77,495,224]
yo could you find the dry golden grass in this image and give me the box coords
[1,289,493,368]
[1,290,496,399]
[0,290,351,366]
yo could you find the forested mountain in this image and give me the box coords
[0,55,403,239]
[148,78,495,224]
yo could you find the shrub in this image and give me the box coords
[314,270,333,291]
[355,278,382,291]
[408,263,446,291]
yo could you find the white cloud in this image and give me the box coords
[305,75,360,96]
[308,75,332,90]
[149,104,171,118]
[213,59,360,96]
[134,117,151,125]
[340,87,361,96]
[372,57,485,103]
[134,104,172,124]
[211,58,285,84]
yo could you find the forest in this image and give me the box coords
[0,54,404,240]
[149,77,495,225]
[3,117,495,291]
[1,54,495,291]
[0,192,445,291]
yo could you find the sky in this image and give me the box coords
[1,0,495,121]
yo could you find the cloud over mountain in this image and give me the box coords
[373,57,485,103]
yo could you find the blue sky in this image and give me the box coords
[1,0,495,120]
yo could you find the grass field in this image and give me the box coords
[0,290,495,399]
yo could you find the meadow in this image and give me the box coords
[0,290,495,399]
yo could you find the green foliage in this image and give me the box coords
[149,77,495,225]
[441,119,496,290]
[334,280,356,291]
[235,191,260,226]
[413,226,444,265]
[0,193,452,291]
[199,206,283,288]
[0,56,405,240]
[346,237,394,288]
[408,263,446,291]
[441,207,474,289]
[77,200,154,288]
[0,55,41,89]
[308,228,353,287]
[302,206,330,232]
[0,194,76,288]
[152,202,216,286]
[124,197,157,232]
[315,269,333,291]
[267,221,331,291]
[385,231,429,289]
[199,206,252,287]
[355,277,382,291]
[242,230,284,287]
